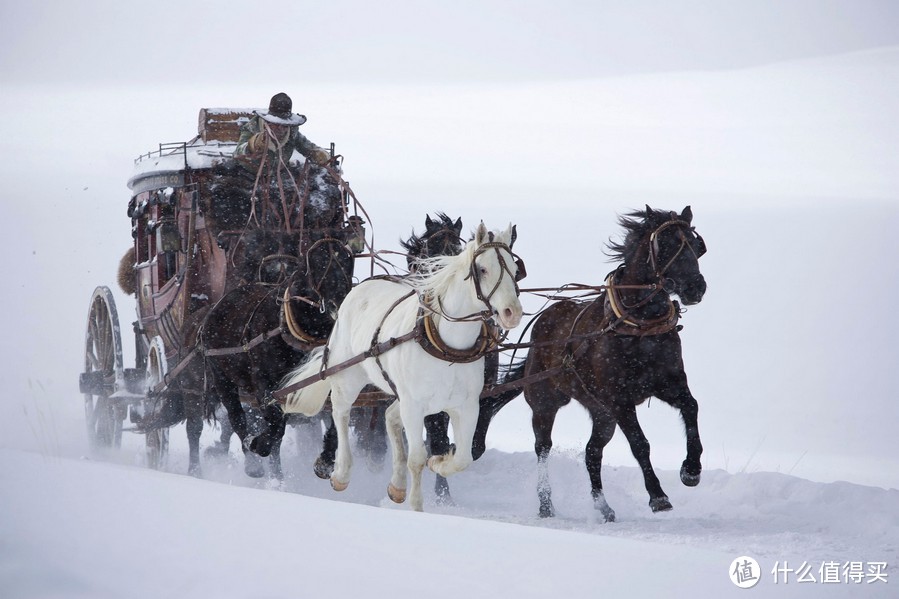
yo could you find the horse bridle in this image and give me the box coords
[604,215,706,326]
[648,216,707,281]
[421,240,526,327]
[468,241,527,311]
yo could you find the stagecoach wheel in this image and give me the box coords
[81,286,126,449]
[144,337,170,469]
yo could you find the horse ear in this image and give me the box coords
[475,221,488,245]
[425,214,435,229]
[453,217,463,235]
[680,205,693,223]
[509,224,518,248]
[645,204,653,218]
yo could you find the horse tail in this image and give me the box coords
[280,347,330,416]
[472,358,527,460]
[487,357,527,407]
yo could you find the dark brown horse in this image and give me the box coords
[475,206,707,520]
[199,231,354,477]
[170,154,356,479]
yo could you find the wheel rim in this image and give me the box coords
[144,337,170,469]
[82,287,125,449]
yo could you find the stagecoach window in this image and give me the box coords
[155,203,180,282]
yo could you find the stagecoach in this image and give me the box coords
[78,107,373,469]
[78,103,709,517]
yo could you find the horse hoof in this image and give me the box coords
[427,455,446,473]
[649,496,673,512]
[330,477,349,492]
[387,483,406,504]
[314,457,334,480]
[680,465,701,487]
[244,464,265,479]
[249,436,272,457]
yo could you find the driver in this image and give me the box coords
[234,92,331,166]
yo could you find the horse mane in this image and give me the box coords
[399,212,457,256]
[605,207,669,263]
[406,235,478,299]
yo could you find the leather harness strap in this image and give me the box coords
[417,309,497,364]
[603,270,680,337]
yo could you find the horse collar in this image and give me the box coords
[416,306,497,364]
[604,271,681,336]
[281,286,328,349]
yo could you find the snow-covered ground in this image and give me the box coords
[2,3,898,597]
[2,427,897,598]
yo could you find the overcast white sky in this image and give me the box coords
[2,0,899,86]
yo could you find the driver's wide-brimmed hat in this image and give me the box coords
[258,92,306,126]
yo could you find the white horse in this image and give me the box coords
[281,223,523,511]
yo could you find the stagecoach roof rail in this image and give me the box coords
[133,139,194,166]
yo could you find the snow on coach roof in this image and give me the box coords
[127,108,257,195]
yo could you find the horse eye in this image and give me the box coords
[479,266,488,276]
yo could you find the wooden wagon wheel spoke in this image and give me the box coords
[143,337,170,470]
[80,287,125,450]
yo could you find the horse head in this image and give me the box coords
[647,205,707,305]
[302,234,355,321]
[401,213,464,270]
[609,205,707,306]
[470,222,524,330]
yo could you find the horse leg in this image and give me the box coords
[185,392,204,478]
[368,405,388,469]
[329,380,364,492]
[213,379,263,478]
[315,414,337,480]
[615,403,671,512]
[656,384,703,487]
[269,439,284,483]
[245,399,285,459]
[354,406,388,471]
[214,403,233,454]
[399,401,429,512]
[330,404,353,491]
[428,406,475,478]
[585,413,617,522]
[385,401,407,503]
[530,396,562,518]
[424,412,452,503]
[242,404,265,479]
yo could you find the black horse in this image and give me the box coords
[474,206,707,520]
[198,230,354,478]
[165,155,356,479]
